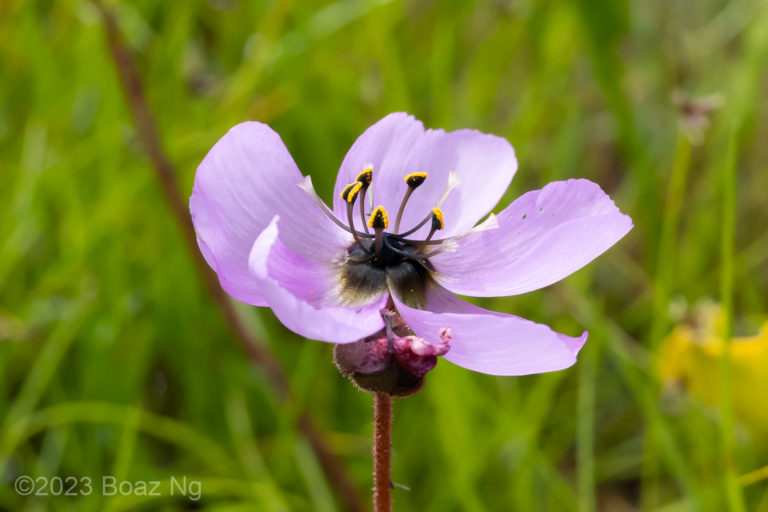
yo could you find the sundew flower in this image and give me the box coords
[190,113,632,379]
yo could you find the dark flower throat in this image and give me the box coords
[335,169,449,309]
[339,235,433,309]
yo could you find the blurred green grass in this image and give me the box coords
[1,0,768,510]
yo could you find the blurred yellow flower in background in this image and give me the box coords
[659,303,768,435]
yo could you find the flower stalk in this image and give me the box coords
[373,392,392,512]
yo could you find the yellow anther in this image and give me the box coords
[368,206,389,229]
[431,207,444,230]
[404,172,428,189]
[340,181,363,203]
[356,166,373,186]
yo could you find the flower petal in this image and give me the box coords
[431,179,632,297]
[333,113,517,238]
[248,217,387,343]
[393,286,587,376]
[190,122,352,306]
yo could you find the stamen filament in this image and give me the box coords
[298,176,356,234]
[402,213,499,246]
[393,188,414,234]
[297,176,374,238]
[347,203,370,254]
[422,225,438,245]
[393,171,459,238]
[358,165,375,232]
[394,171,428,234]
[368,206,389,256]
[395,212,430,238]
[358,186,370,234]
[419,207,444,245]
[374,228,383,255]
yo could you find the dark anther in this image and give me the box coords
[356,167,373,186]
[430,207,444,231]
[341,182,363,203]
[369,206,388,230]
[404,172,427,189]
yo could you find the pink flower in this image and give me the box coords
[190,113,632,376]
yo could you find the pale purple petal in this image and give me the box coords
[432,179,633,297]
[333,113,517,238]
[248,217,387,343]
[190,122,352,306]
[393,286,587,376]
[333,113,423,224]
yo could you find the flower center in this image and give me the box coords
[298,165,496,308]
[335,167,454,308]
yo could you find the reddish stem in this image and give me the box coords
[373,393,392,512]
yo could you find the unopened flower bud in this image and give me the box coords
[334,315,450,397]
